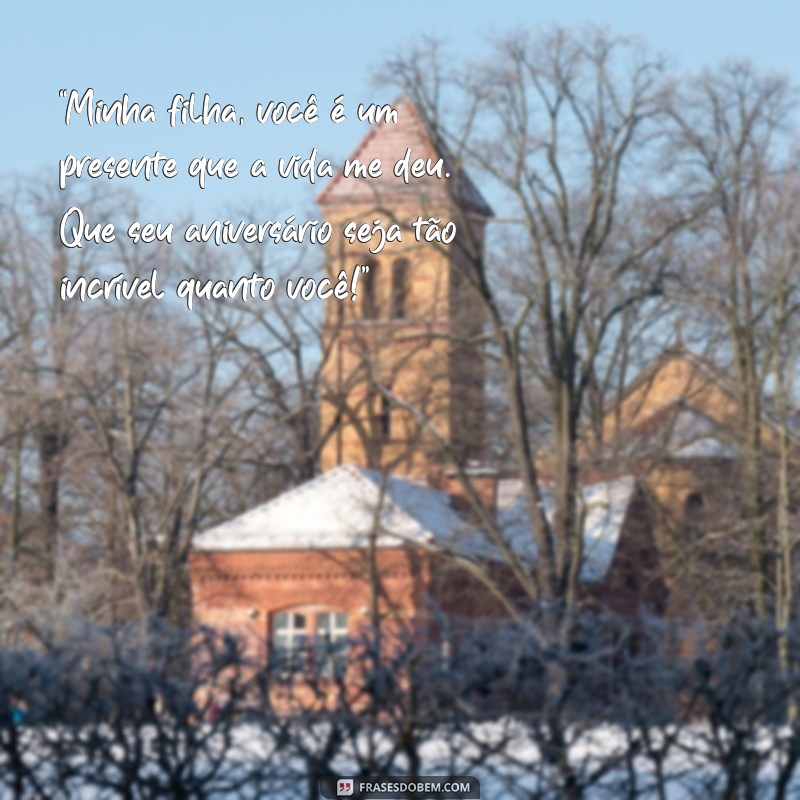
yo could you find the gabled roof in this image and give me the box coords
[666,408,739,459]
[602,346,798,455]
[193,465,474,553]
[613,347,737,421]
[193,465,636,583]
[497,476,637,582]
[605,404,740,462]
[317,98,493,217]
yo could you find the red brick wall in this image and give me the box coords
[190,545,516,659]
[190,547,433,656]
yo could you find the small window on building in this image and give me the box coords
[315,611,349,678]
[380,394,391,441]
[368,389,392,444]
[685,492,703,512]
[362,259,378,319]
[390,258,408,319]
[683,492,705,539]
[272,611,309,675]
[271,608,348,678]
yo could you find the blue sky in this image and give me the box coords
[2,0,799,223]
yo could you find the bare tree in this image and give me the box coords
[382,28,691,634]
[668,61,800,619]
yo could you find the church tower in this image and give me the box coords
[317,100,493,480]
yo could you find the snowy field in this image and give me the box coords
[2,720,799,799]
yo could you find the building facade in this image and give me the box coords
[189,102,783,673]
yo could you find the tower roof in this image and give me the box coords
[317,99,493,217]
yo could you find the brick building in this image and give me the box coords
[594,347,787,623]
[188,101,778,669]
[316,99,490,478]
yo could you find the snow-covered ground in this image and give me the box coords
[2,720,798,798]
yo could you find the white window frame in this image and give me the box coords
[314,610,349,678]
[271,607,348,678]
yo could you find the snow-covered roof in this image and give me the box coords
[193,465,475,553]
[608,405,740,462]
[671,437,738,459]
[663,408,739,460]
[496,476,637,582]
[194,466,637,583]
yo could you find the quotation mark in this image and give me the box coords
[59,89,66,98]
[337,778,354,796]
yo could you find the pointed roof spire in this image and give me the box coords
[317,98,493,217]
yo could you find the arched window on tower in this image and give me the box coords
[380,393,391,441]
[390,258,408,319]
[683,492,705,540]
[362,259,378,319]
[368,388,392,444]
